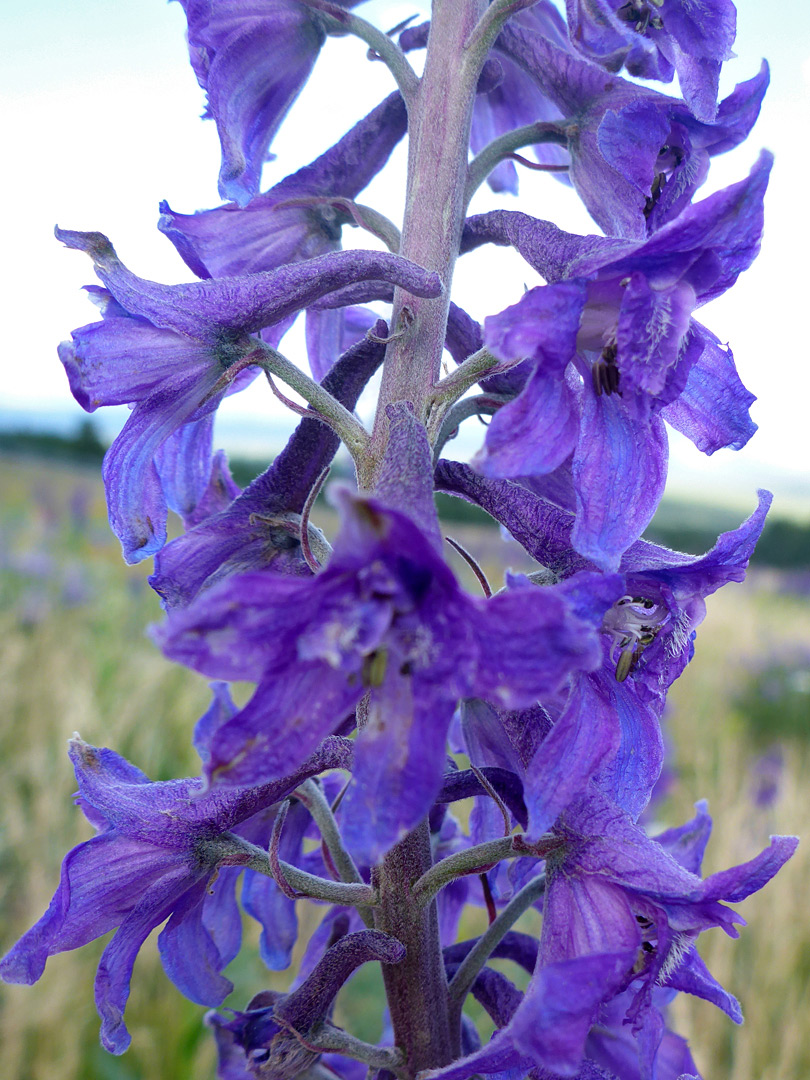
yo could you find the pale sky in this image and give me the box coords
[3,0,809,513]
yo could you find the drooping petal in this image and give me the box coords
[660,323,756,453]
[95,866,198,1054]
[342,675,457,863]
[180,0,328,204]
[101,374,224,562]
[0,836,184,985]
[154,412,216,521]
[158,879,236,1005]
[572,398,668,571]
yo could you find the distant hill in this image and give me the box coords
[1,424,808,569]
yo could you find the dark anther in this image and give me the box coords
[592,344,621,397]
[644,172,666,218]
[642,940,655,953]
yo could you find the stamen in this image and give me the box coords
[591,343,621,397]
[602,594,670,682]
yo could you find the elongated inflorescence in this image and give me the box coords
[3,1,797,1078]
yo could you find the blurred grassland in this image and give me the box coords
[0,456,808,1080]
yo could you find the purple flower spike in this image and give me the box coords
[0,727,351,1053]
[178,0,360,204]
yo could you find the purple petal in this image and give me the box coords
[154,413,215,521]
[102,374,224,563]
[305,305,376,380]
[158,879,235,1005]
[572,399,668,572]
[523,673,622,837]
[95,866,196,1054]
[478,365,579,478]
[186,1,326,204]
[653,800,712,877]
[341,677,456,863]
[660,322,756,453]
[0,835,184,985]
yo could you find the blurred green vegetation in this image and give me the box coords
[4,423,810,566]
[0,453,808,1080]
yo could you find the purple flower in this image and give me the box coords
[436,460,771,817]
[178,0,360,204]
[463,152,769,569]
[150,322,387,609]
[159,405,620,861]
[0,729,351,1053]
[493,20,767,238]
[57,227,440,562]
[424,793,796,1080]
[565,0,738,123]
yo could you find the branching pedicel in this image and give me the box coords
[1,1,797,1078]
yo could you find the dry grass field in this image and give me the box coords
[0,455,807,1079]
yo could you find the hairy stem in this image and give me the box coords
[250,340,369,459]
[412,835,526,906]
[363,0,489,485]
[246,851,378,908]
[373,823,455,1074]
[295,779,375,927]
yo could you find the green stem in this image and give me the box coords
[308,1023,406,1074]
[411,835,524,906]
[373,823,456,1075]
[295,779,375,927]
[294,0,419,102]
[447,872,546,1012]
[465,121,570,207]
[245,851,378,908]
